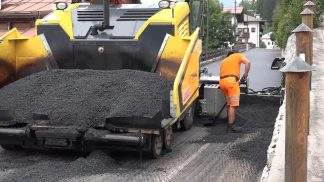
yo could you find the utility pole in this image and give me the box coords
[247,14,249,32]
[234,0,237,44]
[234,0,237,27]
[205,0,209,60]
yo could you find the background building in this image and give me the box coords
[0,0,71,37]
[223,7,265,47]
[261,32,278,49]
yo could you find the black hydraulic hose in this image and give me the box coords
[91,0,110,35]
[91,23,105,35]
[248,86,282,95]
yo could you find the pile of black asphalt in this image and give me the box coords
[0,69,172,130]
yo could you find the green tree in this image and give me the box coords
[314,0,324,27]
[241,0,257,15]
[260,41,266,48]
[203,0,234,49]
[272,0,304,48]
[270,32,276,41]
[255,0,278,24]
[208,12,234,48]
[272,0,324,49]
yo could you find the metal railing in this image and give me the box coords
[201,43,256,62]
[201,47,229,61]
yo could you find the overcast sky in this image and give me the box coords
[219,0,242,8]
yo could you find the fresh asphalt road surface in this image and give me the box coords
[0,48,281,182]
[202,48,282,92]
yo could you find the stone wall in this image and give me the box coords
[282,34,297,64]
[260,32,297,182]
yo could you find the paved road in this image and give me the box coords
[202,48,282,91]
[0,48,282,182]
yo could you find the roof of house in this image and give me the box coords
[262,32,272,39]
[0,0,71,15]
[243,14,264,22]
[0,0,71,37]
[223,7,244,15]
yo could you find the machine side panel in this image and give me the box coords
[134,2,189,39]
[37,25,74,69]
[35,3,79,39]
[154,35,189,80]
[178,39,201,110]
[73,40,140,70]
[173,28,201,117]
[0,30,17,88]
[0,29,55,88]
[138,24,174,71]
[71,24,174,71]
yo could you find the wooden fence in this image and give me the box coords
[280,1,316,182]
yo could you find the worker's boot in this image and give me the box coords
[227,123,242,133]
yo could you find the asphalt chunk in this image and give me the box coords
[0,69,172,130]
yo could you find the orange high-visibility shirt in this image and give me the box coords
[220,53,244,79]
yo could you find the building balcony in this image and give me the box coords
[237,32,250,39]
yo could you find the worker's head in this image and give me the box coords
[226,49,239,57]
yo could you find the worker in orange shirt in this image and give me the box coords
[219,50,251,133]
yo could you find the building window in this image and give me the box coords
[268,42,270,45]
[238,28,242,32]
[244,22,247,26]
[243,28,249,33]
[252,28,256,32]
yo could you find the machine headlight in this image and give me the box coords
[158,0,170,9]
[169,1,176,9]
[56,2,68,10]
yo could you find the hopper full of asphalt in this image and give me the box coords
[0,69,172,130]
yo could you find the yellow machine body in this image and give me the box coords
[0,1,201,119]
[0,29,55,88]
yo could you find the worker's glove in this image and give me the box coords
[239,76,247,84]
[200,67,208,75]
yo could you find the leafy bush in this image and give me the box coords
[272,0,324,49]
[260,41,267,48]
